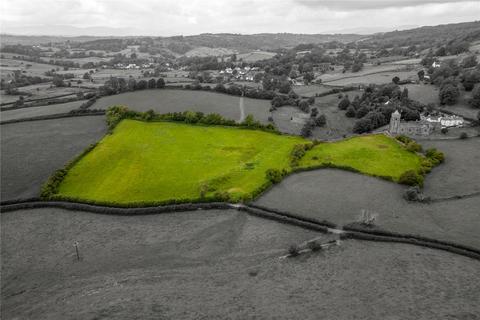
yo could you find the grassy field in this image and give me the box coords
[92,89,271,123]
[0,116,107,201]
[56,120,305,203]
[255,169,480,248]
[299,134,423,181]
[54,121,424,205]
[2,207,479,319]
[0,100,84,121]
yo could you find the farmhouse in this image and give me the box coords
[389,110,436,136]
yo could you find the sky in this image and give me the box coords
[1,0,479,36]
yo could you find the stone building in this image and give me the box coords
[388,110,436,136]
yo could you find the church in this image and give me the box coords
[388,110,437,136]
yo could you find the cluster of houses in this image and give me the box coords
[112,63,155,70]
[219,66,260,81]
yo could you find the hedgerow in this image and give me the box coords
[41,143,98,199]
[105,105,278,133]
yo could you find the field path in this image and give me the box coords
[239,96,245,122]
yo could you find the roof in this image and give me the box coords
[393,110,401,116]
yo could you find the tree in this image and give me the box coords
[301,119,315,137]
[83,72,91,80]
[439,83,460,105]
[353,118,372,133]
[417,70,425,81]
[399,170,424,187]
[345,105,356,117]
[148,78,156,89]
[156,77,165,89]
[338,96,350,110]
[461,55,478,68]
[279,81,292,94]
[351,61,363,72]
[461,70,480,91]
[298,100,310,113]
[135,79,148,90]
[303,72,315,84]
[392,76,400,84]
[355,105,369,118]
[52,75,65,87]
[470,84,480,109]
[315,114,326,127]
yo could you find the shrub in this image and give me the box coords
[314,114,327,127]
[399,170,424,187]
[395,135,413,144]
[441,127,449,134]
[345,105,356,118]
[459,132,468,139]
[405,141,422,153]
[265,168,287,184]
[307,240,323,252]
[353,118,372,134]
[403,186,423,202]
[425,148,445,165]
[288,244,300,257]
[338,96,350,110]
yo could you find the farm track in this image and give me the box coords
[2,199,479,261]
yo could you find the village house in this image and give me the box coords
[388,110,437,136]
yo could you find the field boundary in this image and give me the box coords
[1,199,479,260]
[0,110,105,125]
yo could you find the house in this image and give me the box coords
[432,61,441,68]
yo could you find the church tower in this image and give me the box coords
[389,110,401,134]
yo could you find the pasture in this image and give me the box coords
[92,89,272,122]
[0,116,107,201]
[312,90,362,140]
[237,50,276,62]
[55,120,305,204]
[0,100,84,122]
[2,207,479,319]
[299,134,424,181]
[255,169,480,248]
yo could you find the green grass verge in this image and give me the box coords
[55,119,306,204]
[297,134,424,182]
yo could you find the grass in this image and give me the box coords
[298,134,424,181]
[55,119,305,204]
[51,119,427,205]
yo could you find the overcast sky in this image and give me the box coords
[1,0,479,36]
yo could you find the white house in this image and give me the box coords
[432,61,441,68]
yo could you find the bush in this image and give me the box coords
[399,170,424,187]
[403,186,423,201]
[315,114,327,127]
[288,244,300,257]
[345,105,356,118]
[307,240,323,252]
[338,96,350,110]
[441,127,449,134]
[395,135,413,144]
[425,148,445,165]
[353,118,372,134]
[265,168,287,183]
[459,132,468,139]
[405,141,422,153]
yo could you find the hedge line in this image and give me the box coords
[0,110,105,125]
[247,203,337,229]
[342,231,480,261]
[343,223,480,257]
[105,105,278,134]
[238,205,330,233]
[0,200,231,215]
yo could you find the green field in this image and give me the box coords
[299,134,423,181]
[56,120,305,204]
[52,120,427,205]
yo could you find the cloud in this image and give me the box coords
[1,0,479,36]
[294,0,473,10]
